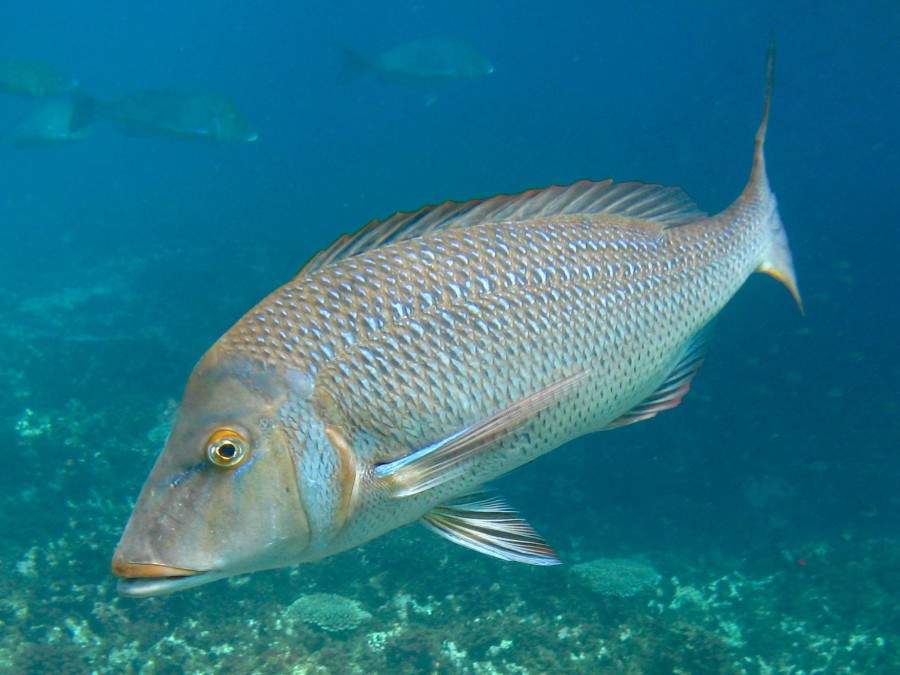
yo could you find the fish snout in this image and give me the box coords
[111,553,201,580]
[112,549,228,596]
[112,551,227,598]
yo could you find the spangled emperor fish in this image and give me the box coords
[113,45,800,596]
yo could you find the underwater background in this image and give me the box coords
[1,0,898,672]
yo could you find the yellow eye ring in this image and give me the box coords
[206,428,250,468]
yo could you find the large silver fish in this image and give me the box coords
[113,46,799,596]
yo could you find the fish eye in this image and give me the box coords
[206,429,250,468]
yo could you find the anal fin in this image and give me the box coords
[421,491,560,566]
[604,326,712,430]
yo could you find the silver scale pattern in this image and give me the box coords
[221,208,766,485]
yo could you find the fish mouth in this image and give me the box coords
[116,571,228,597]
[112,557,227,597]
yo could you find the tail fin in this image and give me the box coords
[747,41,803,312]
[336,41,370,84]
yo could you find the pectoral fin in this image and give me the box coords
[375,370,588,497]
[421,491,560,565]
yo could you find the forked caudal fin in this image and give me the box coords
[743,41,803,312]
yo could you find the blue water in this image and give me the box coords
[1,1,898,672]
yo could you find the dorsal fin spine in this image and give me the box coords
[297,181,707,277]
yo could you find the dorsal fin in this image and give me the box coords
[298,180,707,276]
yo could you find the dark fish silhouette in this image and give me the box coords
[8,93,95,146]
[340,37,494,84]
[0,59,78,98]
[103,88,258,143]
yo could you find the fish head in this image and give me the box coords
[201,110,257,143]
[112,344,312,596]
[201,94,257,143]
[455,52,494,78]
[222,113,259,143]
[433,39,494,78]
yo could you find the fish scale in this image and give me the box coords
[230,217,731,454]
[111,44,800,595]
[211,209,763,563]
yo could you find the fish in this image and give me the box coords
[102,88,258,143]
[0,59,79,98]
[8,93,96,146]
[339,37,494,84]
[112,44,799,597]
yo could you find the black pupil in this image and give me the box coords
[218,442,237,459]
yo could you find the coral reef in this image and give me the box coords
[284,592,373,632]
